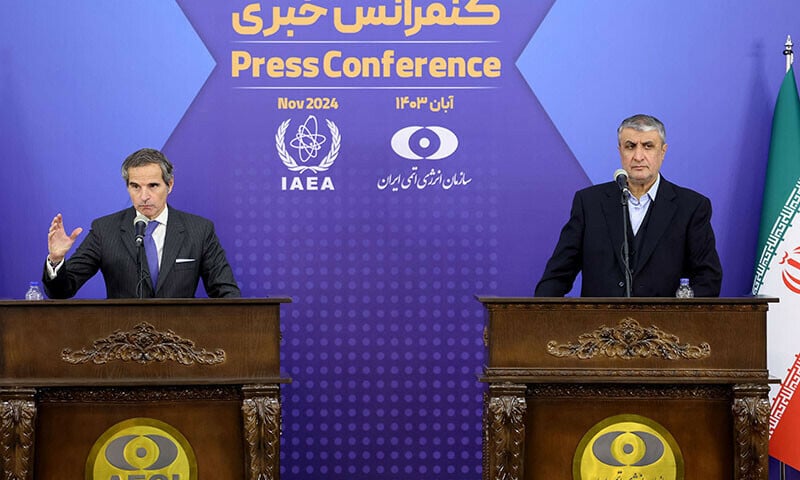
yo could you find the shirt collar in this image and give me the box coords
[647,174,661,202]
[151,205,169,226]
[628,174,660,206]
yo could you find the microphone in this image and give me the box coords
[134,214,149,247]
[614,169,631,198]
[613,169,633,296]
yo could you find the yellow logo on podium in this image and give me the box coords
[573,414,684,480]
[86,418,197,480]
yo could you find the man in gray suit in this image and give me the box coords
[535,114,722,297]
[43,148,241,298]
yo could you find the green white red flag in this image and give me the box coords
[752,65,800,469]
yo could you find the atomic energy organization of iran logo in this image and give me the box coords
[86,418,197,480]
[573,414,684,480]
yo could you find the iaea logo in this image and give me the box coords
[391,126,458,160]
[779,246,800,293]
[276,115,338,191]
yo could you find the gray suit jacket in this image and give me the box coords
[43,206,241,298]
[534,177,722,297]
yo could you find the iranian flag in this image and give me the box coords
[752,64,800,470]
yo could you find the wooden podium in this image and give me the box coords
[478,297,775,480]
[0,298,290,480]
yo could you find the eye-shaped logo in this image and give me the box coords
[573,414,684,480]
[87,418,197,480]
[104,434,178,470]
[591,430,664,466]
[391,126,458,160]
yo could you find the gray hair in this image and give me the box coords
[121,148,174,184]
[617,114,666,144]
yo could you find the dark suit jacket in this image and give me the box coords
[534,177,722,297]
[43,206,241,299]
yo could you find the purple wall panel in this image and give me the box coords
[2,1,799,478]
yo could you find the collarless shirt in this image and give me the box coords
[628,174,660,236]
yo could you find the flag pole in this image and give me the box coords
[778,35,793,480]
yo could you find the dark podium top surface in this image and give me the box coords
[0,297,292,387]
[476,295,778,305]
[477,295,776,384]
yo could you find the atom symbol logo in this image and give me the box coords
[276,116,341,174]
[289,115,327,163]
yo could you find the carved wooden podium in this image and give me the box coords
[478,297,775,480]
[0,298,290,480]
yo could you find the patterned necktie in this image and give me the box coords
[144,220,159,289]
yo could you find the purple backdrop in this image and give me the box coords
[2,1,799,478]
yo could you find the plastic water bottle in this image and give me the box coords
[675,278,694,298]
[24,281,44,300]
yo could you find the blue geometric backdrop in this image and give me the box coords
[2,1,799,478]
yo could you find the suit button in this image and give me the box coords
[618,282,624,287]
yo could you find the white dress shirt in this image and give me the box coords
[628,174,660,236]
[47,206,170,277]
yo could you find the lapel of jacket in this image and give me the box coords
[156,207,185,293]
[600,183,628,273]
[119,208,139,264]
[634,177,678,273]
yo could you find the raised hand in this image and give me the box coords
[47,213,83,263]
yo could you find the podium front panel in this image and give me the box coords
[0,298,290,480]
[478,297,773,480]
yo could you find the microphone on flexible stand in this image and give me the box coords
[614,168,631,200]
[134,214,148,247]
[614,169,633,297]
[133,213,150,298]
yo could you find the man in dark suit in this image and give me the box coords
[535,114,722,297]
[43,148,240,298]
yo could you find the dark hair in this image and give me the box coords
[121,148,174,184]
